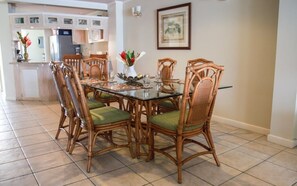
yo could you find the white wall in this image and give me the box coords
[22,29,45,62]
[269,0,297,147]
[108,1,124,73]
[123,0,278,131]
[0,2,16,100]
[81,42,108,57]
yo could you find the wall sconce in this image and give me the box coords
[132,5,142,17]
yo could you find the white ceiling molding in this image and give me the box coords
[6,0,108,10]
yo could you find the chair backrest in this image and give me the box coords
[49,61,72,112]
[90,53,108,60]
[158,58,177,81]
[82,58,108,80]
[62,63,94,130]
[62,54,82,76]
[178,63,224,134]
[187,58,214,86]
[187,58,213,66]
[89,64,102,79]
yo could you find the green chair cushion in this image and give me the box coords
[90,106,130,125]
[149,110,203,131]
[159,99,176,109]
[87,99,105,109]
[87,92,115,99]
[87,92,95,98]
[99,92,115,99]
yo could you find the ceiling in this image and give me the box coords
[67,0,126,3]
[7,0,128,10]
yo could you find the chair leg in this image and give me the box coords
[87,131,94,173]
[119,97,124,110]
[147,127,155,161]
[69,119,82,154]
[204,129,220,167]
[176,135,183,184]
[66,114,74,152]
[55,108,66,139]
[125,121,134,158]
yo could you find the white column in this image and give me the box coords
[0,3,16,100]
[269,0,297,148]
[108,1,124,74]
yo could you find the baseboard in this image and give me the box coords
[212,115,270,135]
[267,134,297,148]
[5,96,16,101]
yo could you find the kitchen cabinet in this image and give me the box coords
[44,15,60,27]
[11,15,27,28]
[10,13,108,33]
[74,29,108,44]
[87,29,106,43]
[91,19,101,28]
[12,62,57,101]
[76,17,90,28]
[72,30,87,44]
[28,14,43,27]
[90,17,108,29]
[61,17,75,28]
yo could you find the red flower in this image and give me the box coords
[118,50,145,67]
[120,51,126,60]
[17,31,31,48]
[26,39,32,47]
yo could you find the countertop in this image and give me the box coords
[10,61,50,65]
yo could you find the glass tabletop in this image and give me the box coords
[82,78,232,101]
[89,81,183,101]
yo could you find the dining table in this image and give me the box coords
[81,77,232,158]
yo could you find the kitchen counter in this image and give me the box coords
[10,61,50,64]
[11,61,57,101]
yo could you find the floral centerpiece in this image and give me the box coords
[116,50,145,85]
[17,31,31,61]
[117,50,145,77]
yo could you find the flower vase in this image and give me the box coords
[125,65,137,77]
[23,47,29,62]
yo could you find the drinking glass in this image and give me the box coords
[109,71,115,82]
[156,70,161,82]
[143,75,151,88]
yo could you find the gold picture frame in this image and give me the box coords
[157,3,191,50]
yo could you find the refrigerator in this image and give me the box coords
[50,31,79,61]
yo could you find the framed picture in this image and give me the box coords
[157,3,191,50]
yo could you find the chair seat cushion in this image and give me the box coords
[87,99,105,109]
[87,92,95,98]
[158,99,176,109]
[99,92,115,99]
[149,110,203,131]
[88,92,116,99]
[90,106,130,125]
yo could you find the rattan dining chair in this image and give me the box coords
[158,58,177,81]
[63,54,82,77]
[82,57,108,79]
[90,53,108,59]
[83,58,123,109]
[155,58,179,113]
[157,58,214,113]
[82,58,106,96]
[187,58,213,66]
[148,63,224,183]
[63,64,133,172]
[49,61,105,152]
[188,58,214,86]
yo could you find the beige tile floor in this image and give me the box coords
[0,98,297,186]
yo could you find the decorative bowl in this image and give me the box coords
[117,73,144,86]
